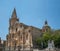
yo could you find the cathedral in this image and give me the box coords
[6,8,51,50]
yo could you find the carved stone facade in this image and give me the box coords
[6,8,51,50]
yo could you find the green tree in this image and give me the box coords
[35,30,60,48]
[35,37,42,48]
[42,32,52,48]
[52,30,60,48]
[35,32,52,48]
[42,32,52,41]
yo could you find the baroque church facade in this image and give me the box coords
[6,8,51,50]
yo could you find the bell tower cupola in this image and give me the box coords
[42,20,51,32]
[44,20,48,26]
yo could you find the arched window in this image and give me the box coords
[46,29,48,32]
[20,24,22,27]
[26,34,28,40]
[16,28,17,32]
[12,34,14,38]
[29,30,31,33]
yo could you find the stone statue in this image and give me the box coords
[46,40,55,51]
[48,40,54,49]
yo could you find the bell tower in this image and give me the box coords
[44,20,48,26]
[9,8,19,26]
[42,20,51,32]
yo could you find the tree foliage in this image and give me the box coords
[53,30,60,48]
[35,37,42,48]
[35,30,60,48]
[42,32,52,48]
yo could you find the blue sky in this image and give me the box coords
[0,0,60,40]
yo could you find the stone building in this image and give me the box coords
[0,37,5,51]
[6,8,51,50]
